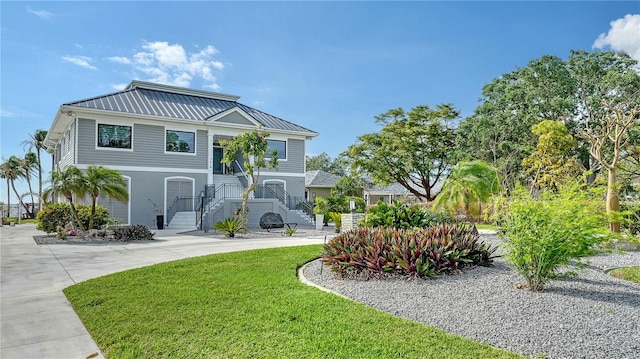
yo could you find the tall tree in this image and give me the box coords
[456,55,577,189]
[20,152,39,217]
[433,160,500,218]
[570,50,640,232]
[84,165,128,230]
[44,166,88,231]
[21,129,48,211]
[0,161,12,218]
[221,129,278,218]
[305,152,347,176]
[345,104,458,201]
[4,156,29,215]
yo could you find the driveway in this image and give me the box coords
[1,224,329,359]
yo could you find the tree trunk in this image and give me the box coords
[5,179,10,219]
[606,168,621,233]
[10,180,30,215]
[65,193,86,232]
[37,149,42,210]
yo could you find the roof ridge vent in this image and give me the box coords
[125,80,240,101]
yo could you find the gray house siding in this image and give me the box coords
[76,118,208,169]
[56,121,76,169]
[259,174,306,198]
[103,170,207,228]
[216,112,255,126]
[273,139,304,173]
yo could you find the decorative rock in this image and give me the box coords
[260,212,284,229]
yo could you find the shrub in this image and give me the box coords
[214,216,247,237]
[321,224,495,279]
[285,227,296,237]
[500,184,610,291]
[620,202,640,236]
[328,212,342,232]
[112,225,155,241]
[36,203,111,233]
[76,205,110,230]
[359,200,457,229]
[36,203,72,233]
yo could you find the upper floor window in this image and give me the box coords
[266,139,286,160]
[166,130,195,154]
[98,124,132,149]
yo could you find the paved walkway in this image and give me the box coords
[1,224,330,359]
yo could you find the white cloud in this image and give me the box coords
[107,56,132,65]
[111,83,128,91]
[27,8,54,20]
[62,56,98,70]
[108,41,225,89]
[593,14,640,63]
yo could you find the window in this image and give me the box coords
[166,130,195,153]
[266,139,286,160]
[97,124,132,149]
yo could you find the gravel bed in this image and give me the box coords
[302,233,640,359]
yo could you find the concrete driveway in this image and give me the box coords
[1,224,329,359]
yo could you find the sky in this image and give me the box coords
[1,1,639,204]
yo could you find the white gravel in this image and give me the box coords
[301,233,640,359]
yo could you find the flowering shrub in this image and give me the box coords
[56,226,78,239]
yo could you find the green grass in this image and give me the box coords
[64,245,521,359]
[474,223,499,231]
[610,266,640,285]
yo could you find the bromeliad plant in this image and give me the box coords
[321,224,496,278]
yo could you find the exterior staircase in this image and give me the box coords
[167,211,197,230]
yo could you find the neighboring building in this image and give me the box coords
[304,170,342,201]
[364,183,415,205]
[45,81,318,229]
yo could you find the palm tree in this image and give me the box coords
[0,161,11,219]
[21,129,48,211]
[20,152,39,217]
[44,166,88,231]
[433,160,500,219]
[5,156,29,216]
[84,164,128,230]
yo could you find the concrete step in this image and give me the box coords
[168,211,197,230]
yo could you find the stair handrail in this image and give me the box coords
[234,159,249,182]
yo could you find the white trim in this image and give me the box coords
[208,107,261,127]
[74,164,208,174]
[207,130,214,184]
[259,171,305,177]
[164,127,197,156]
[74,117,79,165]
[122,175,132,225]
[265,139,288,162]
[95,121,134,152]
[164,176,196,222]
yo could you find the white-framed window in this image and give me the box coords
[266,139,286,160]
[97,123,132,150]
[165,129,196,154]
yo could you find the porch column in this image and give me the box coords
[207,129,214,184]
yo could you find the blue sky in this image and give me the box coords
[1,1,639,203]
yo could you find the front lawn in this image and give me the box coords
[610,266,640,285]
[64,245,520,359]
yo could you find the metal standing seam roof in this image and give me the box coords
[63,83,317,135]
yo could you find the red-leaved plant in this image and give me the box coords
[321,224,495,278]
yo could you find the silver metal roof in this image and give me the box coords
[64,81,317,135]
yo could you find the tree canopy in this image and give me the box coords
[345,104,458,201]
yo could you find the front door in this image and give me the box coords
[213,147,224,174]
